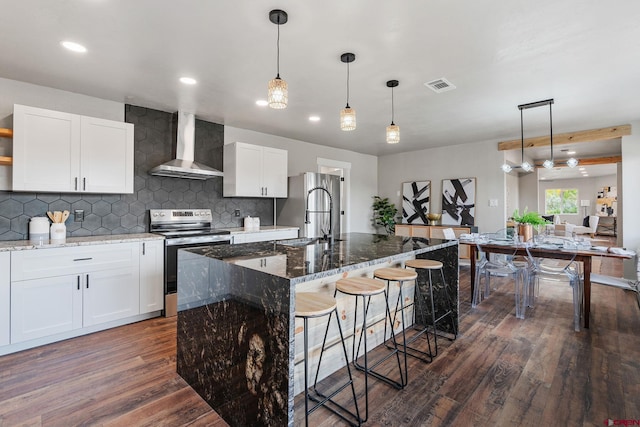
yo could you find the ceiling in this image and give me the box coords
[1,1,640,157]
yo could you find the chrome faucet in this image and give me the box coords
[305,186,333,245]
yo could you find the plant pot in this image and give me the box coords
[518,223,533,242]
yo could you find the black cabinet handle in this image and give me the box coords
[73,257,93,261]
[83,177,86,191]
[86,274,89,289]
[77,276,80,290]
[75,177,78,191]
[142,242,146,255]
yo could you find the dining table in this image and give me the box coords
[460,239,633,328]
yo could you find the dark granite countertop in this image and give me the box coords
[184,232,457,284]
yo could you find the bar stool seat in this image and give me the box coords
[373,267,418,282]
[405,259,443,270]
[296,292,360,426]
[405,258,457,358]
[334,276,405,423]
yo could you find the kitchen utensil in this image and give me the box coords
[61,210,70,223]
[47,211,55,222]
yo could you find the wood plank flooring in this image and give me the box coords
[1,250,638,426]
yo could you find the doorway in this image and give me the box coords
[317,157,351,234]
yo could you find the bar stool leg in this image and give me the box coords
[311,308,362,426]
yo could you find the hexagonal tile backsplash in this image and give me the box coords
[0,105,274,241]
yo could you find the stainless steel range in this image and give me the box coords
[150,209,231,316]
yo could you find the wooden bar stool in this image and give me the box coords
[405,259,457,357]
[335,277,405,423]
[296,292,361,426]
[373,267,419,371]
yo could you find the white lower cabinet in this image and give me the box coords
[139,240,164,314]
[0,252,11,346]
[82,266,139,327]
[11,275,83,343]
[7,240,163,348]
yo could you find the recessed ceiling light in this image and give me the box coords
[256,100,268,106]
[579,167,586,171]
[309,116,321,122]
[567,151,576,155]
[60,41,87,53]
[583,174,589,177]
[179,77,197,85]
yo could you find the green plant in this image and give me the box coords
[372,196,398,235]
[511,208,549,226]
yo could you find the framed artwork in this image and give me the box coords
[441,178,476,226]
[402,181,430,224]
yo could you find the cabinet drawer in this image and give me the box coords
[11,243,137,282]
[233,229,298,244]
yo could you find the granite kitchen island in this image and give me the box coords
[176,232,459,426]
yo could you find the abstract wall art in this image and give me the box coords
[402,181,430,224]
[441,178,476,226]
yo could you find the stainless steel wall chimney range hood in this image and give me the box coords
[149,111,223,180]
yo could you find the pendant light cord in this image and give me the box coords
[390,86,395,125]
[345,62,350,108]
[276,19,281,78]
[520,107,524,163]
[549,102,553,162]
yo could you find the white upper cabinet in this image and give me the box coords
[223,142,287,197]
[12,104,134,194]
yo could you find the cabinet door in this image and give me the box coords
[11,275,82,343]
[262,147,288,197]
[12,104,80,192]
[0,252,9,346]
[82,266,140,327]
[234,143,263,196]
[80,116,134,194]
[139,240,164,314]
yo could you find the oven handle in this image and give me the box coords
[165,236,232,246]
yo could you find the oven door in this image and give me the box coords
[164,235,231,316]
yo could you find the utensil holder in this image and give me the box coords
[50,223,66,243]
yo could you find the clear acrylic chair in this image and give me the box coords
[524,243,583,331]
[472,229,529,319]
[590,248,639,310]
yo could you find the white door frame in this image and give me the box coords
[317,157,351,234]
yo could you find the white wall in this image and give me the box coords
[517,172,538,214]
[622,122,640,278]
[377,139,506,233]
[224,126,378,233]
[0,78,124,127]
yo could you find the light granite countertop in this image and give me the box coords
[221,225,299,234]
[0,233,164,252]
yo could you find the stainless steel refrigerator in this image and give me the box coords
[276,172,341,240]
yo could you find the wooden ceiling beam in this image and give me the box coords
[534,155,622,168]
[497,124,631,151]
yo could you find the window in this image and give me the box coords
[545,188,578,215]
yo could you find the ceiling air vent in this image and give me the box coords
[424,78,456,93]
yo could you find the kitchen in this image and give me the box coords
[2,1,640,426]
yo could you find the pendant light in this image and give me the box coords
[340,53,356,131]
[386,80,400,144]
[267,9,288,109]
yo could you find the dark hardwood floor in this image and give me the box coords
[1,249,638,426]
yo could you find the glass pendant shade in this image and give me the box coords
[386,124,400,144]
[521,161,534,172]
[340,106,356,131]
[566,157,579,168]
[501,163,513,173]
[542,159,554,169]
[268,77,288,109]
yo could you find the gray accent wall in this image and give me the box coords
[0,105,273,241]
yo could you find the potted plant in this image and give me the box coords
[372,196,398,235]
[511,208,549,241]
